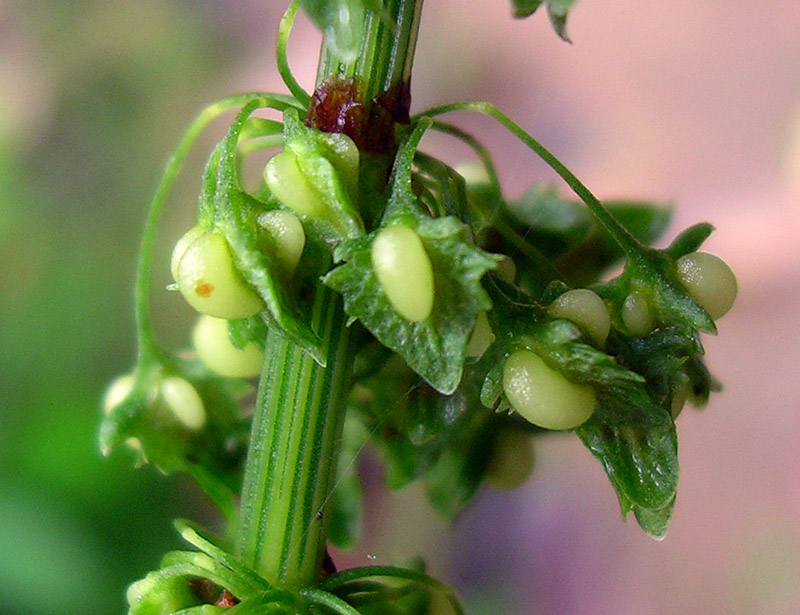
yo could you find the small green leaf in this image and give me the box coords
[325,215,496,394]
[577,383,679,513]
[510,0,577,40]
[509,184,593,257]
[633,495,676,540]
[227,313,271,351]
[499,185,672,291]
[511,0,544,18]
[664,222,715,259]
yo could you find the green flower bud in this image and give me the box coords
[104,374,205,434]
[126,573,198,615]
[495,255,517,284]
[502,349,596,430]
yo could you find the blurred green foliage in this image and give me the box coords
[0,2,250,613]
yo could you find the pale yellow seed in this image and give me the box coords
[170,226,204,282]
[466,311,495,358]
[371,224,435,322]
[192,315,264,379]
[160,376,206,431]
[264,150,326,218]
[486,428,534,491]
[173,230,263,319]
[502,350,596,430]
[548,289,611,347]
[103,374,136,416]
[676,251,738,320]
[257,209,306,278]
[621,291,655,336]
[102,374,143,450]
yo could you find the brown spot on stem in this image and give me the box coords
[306,78,411,154]
[195,281,214,298]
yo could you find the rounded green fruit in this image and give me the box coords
[170,225,204,282]
[193,315,264,378]
[502,349,596,430]
[160,376,206,431]
[257,209,306,278]
[548,288,611,347]
[264,150,326,218]
[172,228,263,319]
[621,290,655,336]
[371,224,435,322]
[676,251,737,320]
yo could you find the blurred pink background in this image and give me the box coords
[4,1,799,614]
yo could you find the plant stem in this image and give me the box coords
[316,0,423,102]
[308,0,424,152]
[236,286,353,588]
[236,0,425,589]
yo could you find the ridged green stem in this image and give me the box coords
[236,287,352,588]
[236,0,425,590]
[316,0,423,103]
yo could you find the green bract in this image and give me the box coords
[370,224,435,322]
[502,349,597,430]
[172,228,264,319]
[102,374,144,451]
